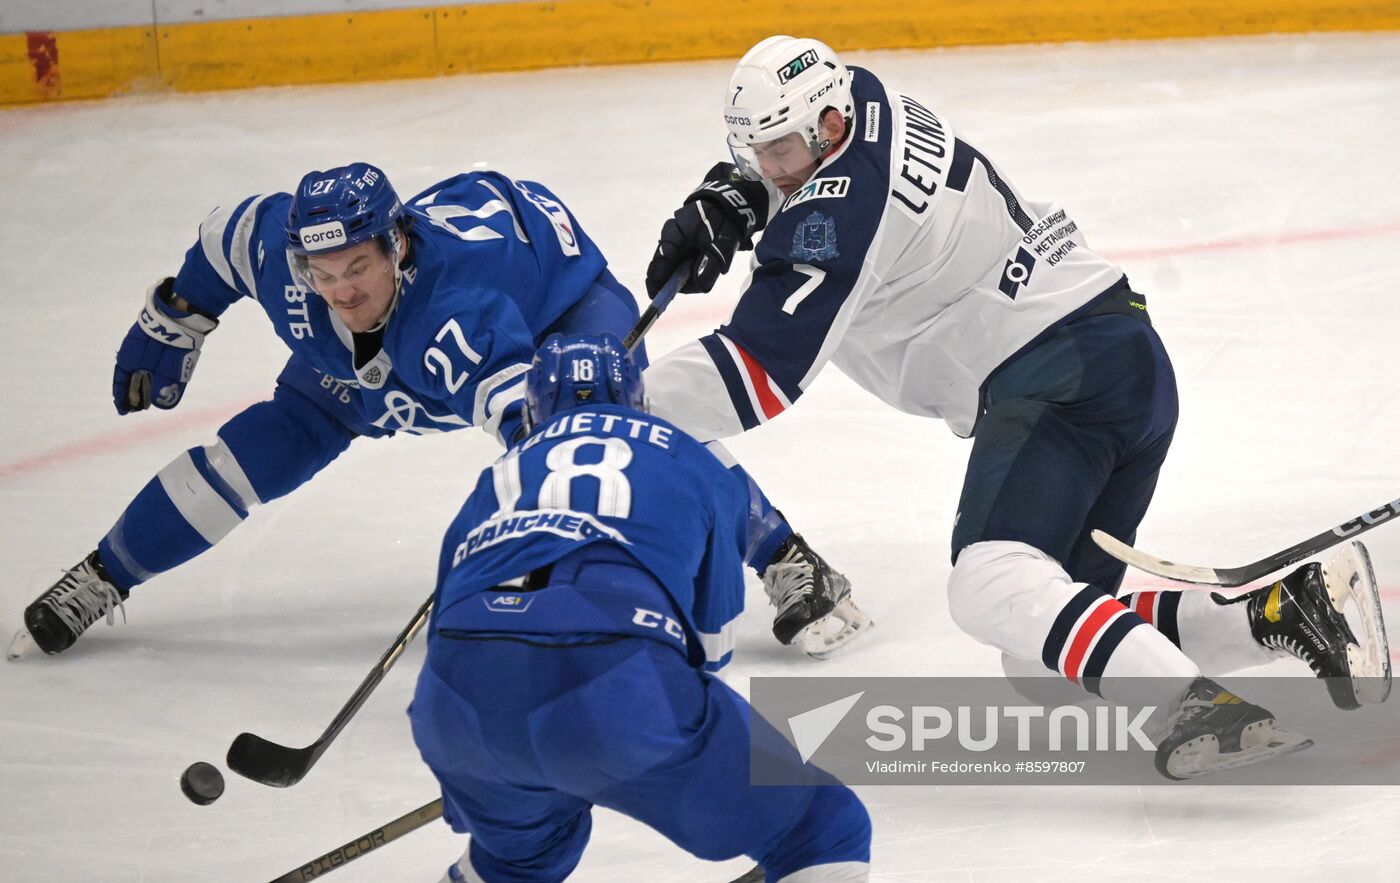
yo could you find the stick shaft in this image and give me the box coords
[1093,495,1400,587]
[227,594,434,786]
[623,265,688,354]
[266,798,444,882]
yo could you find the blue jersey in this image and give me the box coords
[172,172,610,440]
[431,404,750,671]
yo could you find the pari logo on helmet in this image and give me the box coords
[524,333,645,431]
[777,48,820,84]
[725,36,854,186]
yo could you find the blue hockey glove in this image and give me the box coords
[113,277,218,414]
[645,162,769,299]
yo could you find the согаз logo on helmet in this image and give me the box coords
[299,221,347,251]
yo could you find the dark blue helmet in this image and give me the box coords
[525,333,645,429]
[285,163,403,256]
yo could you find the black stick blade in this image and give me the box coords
[227,731,321,787]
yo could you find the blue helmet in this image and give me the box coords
[525,333,645,429]
[285,162,403,256]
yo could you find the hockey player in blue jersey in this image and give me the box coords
[6,161,853,662]
[639,35,1390,779]
[409,333,871,882]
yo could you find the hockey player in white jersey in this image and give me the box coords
[641,35,1391,778]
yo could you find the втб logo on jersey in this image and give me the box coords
[778,49,820,83]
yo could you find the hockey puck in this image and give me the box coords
[180,761,225,805]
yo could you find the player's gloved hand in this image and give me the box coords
[112,277,219,414]
[645,162,769,299]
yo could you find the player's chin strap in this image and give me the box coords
[372,226,411,331]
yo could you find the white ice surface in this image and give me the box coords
[3,32,1400,882]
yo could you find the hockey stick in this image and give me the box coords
[267,797,443,882]
[268,794,761,883]
[227,593,434,787]
[623,264,689,355]
[1092,495,1400,587]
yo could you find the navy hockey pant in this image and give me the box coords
[409,636,870,882]
[951,308,1178,595]
[98,269,789,590]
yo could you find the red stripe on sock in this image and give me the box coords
[1133,591,1158,625]
[1063,598,1126,682]
[732,343,785,420]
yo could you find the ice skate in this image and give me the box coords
[7,551,127,659]
[1231,540,1391,708]
[1155,677,1312,780]
[762,533,871,659]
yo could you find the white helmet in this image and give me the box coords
[725,36,854,182]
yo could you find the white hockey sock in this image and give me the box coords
[1119,588,1273,674]
[950,542,1200,704]
[773,862,870,882]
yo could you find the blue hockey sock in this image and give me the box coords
[98,440,255,590]
[704,442,793,570]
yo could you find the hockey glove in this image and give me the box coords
[645,162,769,299]
[113,277,218,414]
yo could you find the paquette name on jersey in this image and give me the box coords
[891,94,952,218]
[518,412,678,454]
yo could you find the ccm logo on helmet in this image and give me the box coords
[807,80,836,105]
[299,221,347,251]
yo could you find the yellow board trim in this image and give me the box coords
[5,0,1400,105]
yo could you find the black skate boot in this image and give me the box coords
[1226,540,1391,709]
[761,533,871,659]
[7,551,128,659]
[1155,677,1312,780]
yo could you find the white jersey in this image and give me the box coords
[645,67,1131,441]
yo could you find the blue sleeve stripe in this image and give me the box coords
[702,652,733,673]
[701,334,761,431]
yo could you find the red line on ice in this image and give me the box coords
[1103,219,1400,263]
[3,219,1397,482]
[0,400,257,483]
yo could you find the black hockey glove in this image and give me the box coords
[645,162,769,299]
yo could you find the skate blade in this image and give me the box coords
[1326,541,1392,705]
[1162,719,1313,780]
[6,626,37,662]
[795,597,873,660]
